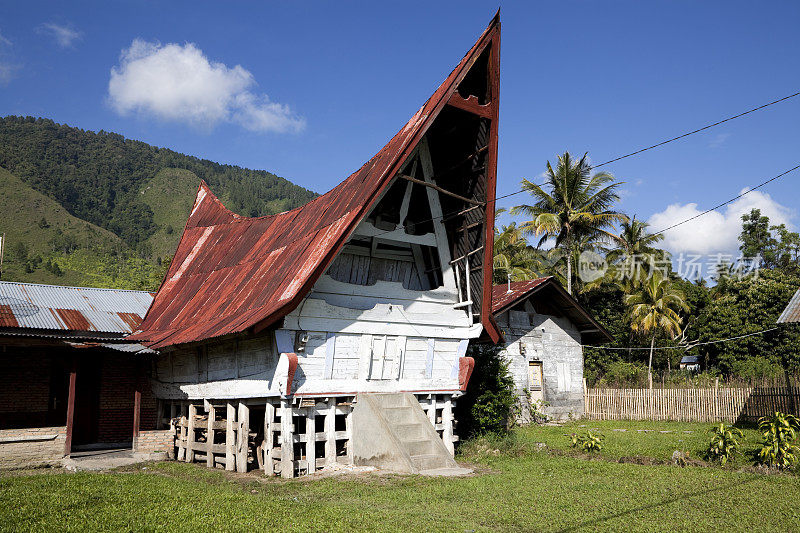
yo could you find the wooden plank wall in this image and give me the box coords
[585,387,800,423]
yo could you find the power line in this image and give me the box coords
[651,164,800,235]
[584,327,779,351]
[373,90,800,239]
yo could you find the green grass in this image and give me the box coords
[508,420,765,468]
[2,422,799,532]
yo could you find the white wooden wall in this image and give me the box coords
[496,308,585,420]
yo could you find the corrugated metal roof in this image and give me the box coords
[778,288,800,323]
[130,15,502,349]
[491,278,613,344]
[0,281,153,334]
[492,278,551,314]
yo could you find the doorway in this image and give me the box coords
[528,361,544,403]
[72,356,101,447]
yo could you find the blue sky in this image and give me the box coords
[1,1,799,271]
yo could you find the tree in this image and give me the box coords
[492,221,546,285]
[740,208,778,268]
[511,152,627,294]
[625,271,689,383]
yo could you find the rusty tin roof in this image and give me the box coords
[131,15,502,349]
[0,281,153,335]
[492,278,613,344]
[778,288,800,323]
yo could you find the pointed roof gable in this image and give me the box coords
[130,15,502,349]
[492,279,613,344]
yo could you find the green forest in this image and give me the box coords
[0,116,317,289]
[494,152,800,384]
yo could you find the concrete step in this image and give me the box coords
[381,406,415,424]
[409,453,451,471]
[401,438,436,457]
[393,422,426,440]
[371,394,409,409]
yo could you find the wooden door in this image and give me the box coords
[528,361,544,403]
[368,335,404,380]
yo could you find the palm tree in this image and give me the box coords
[625,271,689,384]
[604,216,665,288]
[493,220,547,285]
[511,152,628,294]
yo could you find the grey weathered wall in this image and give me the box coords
[496,309,584,421]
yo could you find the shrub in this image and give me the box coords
[757,412,800,469]
[569,431,604,453]
[706,422,744,465]
[454,344,516,439]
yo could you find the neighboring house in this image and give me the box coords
[128,16,502,477]
[777,288,800,324]
[679,355,701,372]
[0,281,165,468]
[490,278,612,421]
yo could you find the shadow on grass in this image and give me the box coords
[551,477,758,532]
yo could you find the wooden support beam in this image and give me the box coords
[398,174,483,206]
[206,404,215,468]
[63,360,76,457]
[280,399,293,478]
[236,402,249,473]
[225,402,236,471]
[186,404,197,463]
[132,389,141,450]
[264,402,274,475]
[419,138,457,291]
[442,397,455,456]
[306,407,316,474]
[446,93,493,118]
[324,399,336,465]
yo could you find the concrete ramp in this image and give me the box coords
[351,393,469,475]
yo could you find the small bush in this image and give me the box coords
[706,422,744,465]
[569,431,604,453]
[757,412,800,469]
[454,344,516,439]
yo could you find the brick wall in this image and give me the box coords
[0,351,57,428]
[96,355,159,443]
[0,426,66,468]
[133,429,174,457]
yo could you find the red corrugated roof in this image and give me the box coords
[492,278,551,314]
[130,15,502,349]
[491,278,613,344]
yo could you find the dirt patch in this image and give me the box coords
[618,455,668,466]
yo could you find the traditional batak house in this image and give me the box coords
[0,281,163,468]
[129,15,503,477]
[492,278,612,421]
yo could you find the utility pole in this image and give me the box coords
[0,233,5,280]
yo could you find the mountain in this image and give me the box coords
[0,116,318,289]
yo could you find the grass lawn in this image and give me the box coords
[509,420,766,468]
[1,421,798,532]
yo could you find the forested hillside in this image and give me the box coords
[0,116,317,289]
[0,116,316,248]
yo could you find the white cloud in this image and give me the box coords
[108,39,305,133]
[0,29,17,86]
[707,132,731,149]
[648,189,795,256]
[37,23,82,48]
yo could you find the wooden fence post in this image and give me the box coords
[225,402,236,471]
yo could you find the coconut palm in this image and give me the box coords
[511,152,628,294]
[625,270,689,383]
[603,216,665,288]
[493,220,547,285]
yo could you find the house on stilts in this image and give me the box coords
[128,15,503,477]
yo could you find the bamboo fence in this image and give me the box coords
[584,385,800,423]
